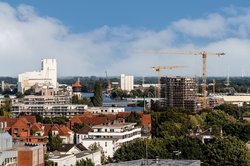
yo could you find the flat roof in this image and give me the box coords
[103,159,201,166]
[92,123,137,129]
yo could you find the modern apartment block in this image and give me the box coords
[160,76,201,112]
[120,74,134,92]
[78,123,141,157]
[18,59,57,93]
[11,104,88,118]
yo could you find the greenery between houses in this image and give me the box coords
[112,104,250,165]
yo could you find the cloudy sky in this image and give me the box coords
[0,0,250,77]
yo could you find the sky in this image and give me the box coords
[0,0,250,77]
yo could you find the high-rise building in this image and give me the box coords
[18,59,57,93]
[120,74,134,92]
[160,76,201,112]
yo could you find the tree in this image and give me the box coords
[126,112,141,125]
[202,136,250,166]
[72,123,84,144]
[51,134,63,151]
[15,92,25,98]
[76,158,94,166]
[91,81,103,106]
[205,109,235,127]
[215,103,240,119]
[72,95,79,104]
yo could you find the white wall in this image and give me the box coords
[81,140,116,158]
[120,74,134,92]
[18,59,57,93]
[50,155,76,166]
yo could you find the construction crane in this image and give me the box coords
[142,50,225,108]
[151,65,187,98]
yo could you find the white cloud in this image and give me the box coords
[171,13,227,38]
[0,3,249,77]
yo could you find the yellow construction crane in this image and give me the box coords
[150,65,187,98]
[142,50,225,108]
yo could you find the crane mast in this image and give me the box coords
[141,50,225,109]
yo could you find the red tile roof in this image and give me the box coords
[141,114,152,130]
[19,116,36,124]
[72,82,82,88]
[31,123,42,131]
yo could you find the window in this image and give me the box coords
[105,142,107,147]
[105,129,107,132]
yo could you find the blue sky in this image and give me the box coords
[0,1,250,77]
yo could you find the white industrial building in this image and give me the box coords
[77,123,141,158]
[18,59,57,93]
[120,74,134,92]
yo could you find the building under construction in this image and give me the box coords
[160,76,201,112]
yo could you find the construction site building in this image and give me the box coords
[160,76,201,112]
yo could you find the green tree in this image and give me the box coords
[126,112,141,125]
[44,153,53,166]
[205,109,235,127]
[76,158,94,166]
[202,136,250,166]
[215,103,240,119]
[51,134,63,151]
[91,81,103,106]
[72,95,79,104]
[15,92,25,98]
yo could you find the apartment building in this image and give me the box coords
[78,123,141,157]
[160,76,200,112]
[86,107,125,114]
[11,104,88,118]
[120,74,134,92]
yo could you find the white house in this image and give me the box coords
[57,143,101,166]
[78,123,141,157]
[49,152,76,166]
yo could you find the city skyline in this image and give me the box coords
[0,1,250,77]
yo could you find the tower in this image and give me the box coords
[72,78,82,99]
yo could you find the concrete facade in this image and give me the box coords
[18,59,57,93]
[120,74,134,92]
[79,123,141,157]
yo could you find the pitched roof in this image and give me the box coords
[42,124,53,136]
[76,143,88,151]
[72,82,82,88]
[58,143,88,152]
[19,116,36,124]
[12,118,29,129]
[117,112,131,118]
[59,125,71,136]
[82,112,93,118]
[58,144,74,152]
[78,125,93,134]
[31,123,42,131]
